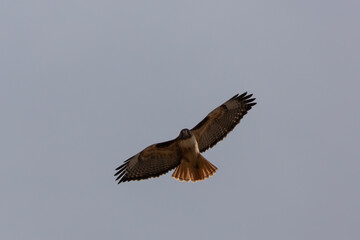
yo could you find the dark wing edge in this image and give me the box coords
[191,92,256,152]
[114,140,181,184]
[114,156,134,183]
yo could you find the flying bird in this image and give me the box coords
[115,92,256,183]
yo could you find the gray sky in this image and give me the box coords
[1,1,359,239]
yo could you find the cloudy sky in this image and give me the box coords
[1,1,359,239]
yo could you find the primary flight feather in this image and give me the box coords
[115,92,256,183]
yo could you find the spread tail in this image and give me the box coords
[172,154,217,182]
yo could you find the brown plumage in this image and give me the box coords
[114,92,256,183]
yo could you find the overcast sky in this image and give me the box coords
[1,1,359,239]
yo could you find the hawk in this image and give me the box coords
[115,92,256,183]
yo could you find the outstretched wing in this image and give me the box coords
[191,92,256,153]
[114,140,182,183]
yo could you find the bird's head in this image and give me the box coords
[179,128,192,139]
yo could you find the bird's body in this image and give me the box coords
[115,92,256,183]
[178,130,199,162]
[172,129,217,182]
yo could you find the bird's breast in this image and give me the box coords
[179,135,200,154]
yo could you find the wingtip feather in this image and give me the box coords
[238,92,247,98]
